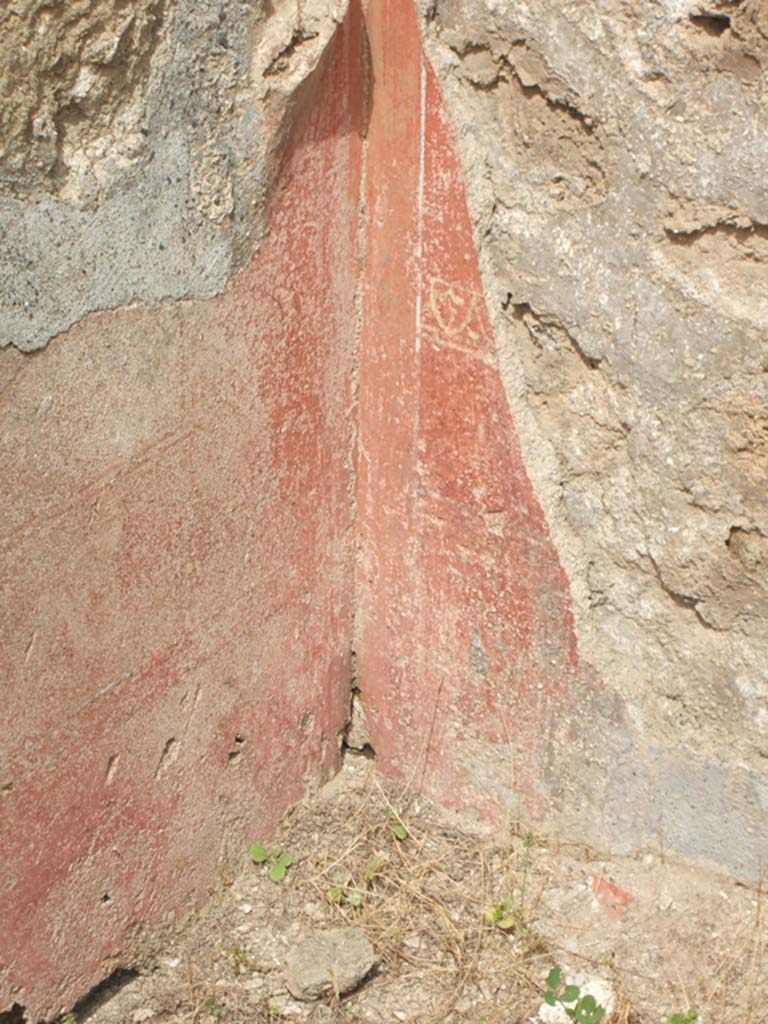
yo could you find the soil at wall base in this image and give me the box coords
[33,756,767,1024]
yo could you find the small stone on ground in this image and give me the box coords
[285,928,377,1001]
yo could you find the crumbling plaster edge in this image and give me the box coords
[0,0,350,355]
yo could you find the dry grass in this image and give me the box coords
[80,759,768,1024]
[695,881,767,1024]
[299,772,545,1022]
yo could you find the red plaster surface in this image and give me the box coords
[591,875,636,920]
[2,0,586,1015]
[357,0,580,819]
[0,9,362,1018]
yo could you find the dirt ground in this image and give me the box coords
[72,754,765,1024]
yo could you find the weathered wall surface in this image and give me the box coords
[411,0,768,872]
[3,0,768,1016]
[0,5,362,1019]
[357,0,581,827]
[0,0,348,351]
[355,0,767,882]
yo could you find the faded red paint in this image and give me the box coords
[0,8,362,1019]
[357,0,580,819]
[591,875,635,920]
[2,0,586,1015]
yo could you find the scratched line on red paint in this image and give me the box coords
[73,572,302,717]
[0,423,201,551]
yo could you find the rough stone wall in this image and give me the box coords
[0,0,348,351]
[418,0,768,871]
[1,0,167,204]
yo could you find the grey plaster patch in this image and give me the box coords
[460,720,768,880]
[593,738,768,880]
[0,132,229,350]
[0,0,349,351]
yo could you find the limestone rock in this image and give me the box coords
[345,693,372,752]
[284,928,377,1001]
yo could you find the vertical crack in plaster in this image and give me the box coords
[409,55,430,788]
[349,1,371,747]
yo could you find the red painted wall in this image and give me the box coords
[357,0,581,820]
[0,9,363,1019]
[2,1,588,1016]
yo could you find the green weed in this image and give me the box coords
[248,843,293,883]
[203,995,222,1021]
[259,996,285,1019]
[544,968,606,1024]
[226,944,253,972]
[388,810,409,841]
[329,884,365,908]
[329,853,385,909]
[485,895,518,931]
[363,854,384,880]
[486,830,536,940]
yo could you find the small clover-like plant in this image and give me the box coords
[485,896,518,931]
[654,1013,698,1024]
[248,842,293,883]
[544,968,606,1024]
[388,810,409,841]
[203,996,223,1021]
[329,884,364,908]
